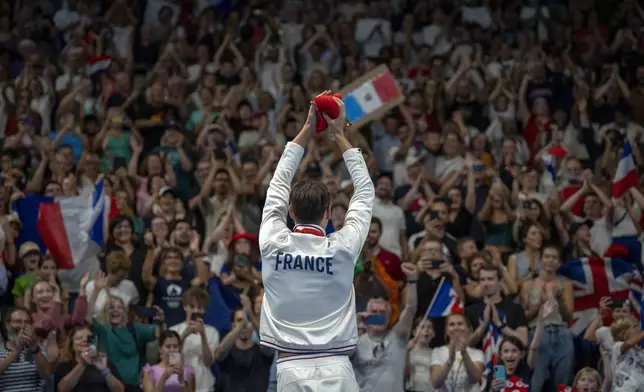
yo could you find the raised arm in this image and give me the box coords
[331,103,375,257]
[258,103,317,247]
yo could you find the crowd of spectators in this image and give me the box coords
[0,0,644,391]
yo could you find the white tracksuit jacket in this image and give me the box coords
[258,141,374,354]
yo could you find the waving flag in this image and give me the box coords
[340,65,404,129]
[558,257,635,335]
[480,310,505,390]
[613,140,638,198]
[14,180,106,269]
[426,278,463,317]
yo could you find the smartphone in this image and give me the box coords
[191,312,204,321]
[431,260,443,269]
[135,307,157,319]
[112,157,127,172]
[235,255,250,266]
[87,335,97,352]
[363,313,388,326]
[609,298,626,310]
[168,352,181,366]
[522,200,532,209]
[473,164,486,172]
[494,365,506,381]
[429,210,440,220]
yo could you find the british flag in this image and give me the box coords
[558,257,638,336]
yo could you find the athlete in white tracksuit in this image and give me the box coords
[258,98,374,391]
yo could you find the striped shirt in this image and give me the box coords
[0,346,45,392]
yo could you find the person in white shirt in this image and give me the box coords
[259,96,374,391]
[583,296,631,375]
[372,174,408,259]
[352,263,419,391]
[170,287,220,392]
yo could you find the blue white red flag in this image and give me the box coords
[426,278,463,317]
[480,311,505,390]
[558,257,636,335]
[612,140,638,198]
[14,180,106,269]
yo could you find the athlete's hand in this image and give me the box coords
[401,263,419,281]
[322,96,346,140]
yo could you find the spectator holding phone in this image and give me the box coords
[0,307,50,391]
[169,288,219,392]
[141,330,195,392]
[489,301,553,391]
[353,262,419,391]
[55,325,125,392]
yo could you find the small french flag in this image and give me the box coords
[426,278,463,317]
[612,140,638,198]
[343,69,402,126]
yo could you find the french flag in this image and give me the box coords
[14,180,106,269]
[342,69,402,126]
[426,278,463,317]
[542,145,568,182]
[612,140,638,198]
[87,54,113,78]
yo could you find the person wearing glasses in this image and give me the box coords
[0,307,51,392]
[352,262,419,391]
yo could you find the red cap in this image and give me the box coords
[229,232,258,250]
[604,244,630,258]
[313,93,342,133]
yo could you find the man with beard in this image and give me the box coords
[465,261,528,347]
[215,304,274,392]
[0,308,50,391]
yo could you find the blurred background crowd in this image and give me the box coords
[0,0,644,391]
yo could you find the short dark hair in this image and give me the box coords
[289,180,331,224]
[479,262,501,280]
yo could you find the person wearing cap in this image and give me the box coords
[11,242,43,306]
[153,186,186,226]
[564,220,595,261]
[220,232,261,294]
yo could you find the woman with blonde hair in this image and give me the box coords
[88,271,165,391]
[560,367,602,392]
[609,315,644,391]
[55,325,125,392]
